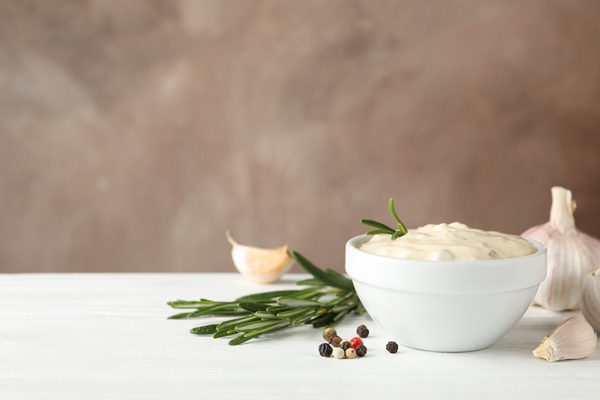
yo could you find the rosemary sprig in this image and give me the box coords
[167,251,363,345]
[361,197,408,240]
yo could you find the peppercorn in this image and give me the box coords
[322,327,337,342]
[329,335,342,348]
[340,342,352,351]
[349,337,364,349]
[318,343,333,358]
[332,347,345,359]
[345,347,356,359]
[386,341,399,354]
[355,344,367,357]
[356,324,369,338]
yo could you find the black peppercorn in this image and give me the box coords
[329,335,342,347]
[386,341,399,354]
[355,344,368,357]
[319,343,333,357]
[340,342,352,351]
[356,324,370,338]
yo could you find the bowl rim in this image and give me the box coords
[346,234,545,265]
[345,234,547,294]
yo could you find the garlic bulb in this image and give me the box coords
[522,187,600,311]
[581,265,600,332]
[533,316,596,362]
[226,232,294,284]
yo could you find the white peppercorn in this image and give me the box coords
[332,347,345,359]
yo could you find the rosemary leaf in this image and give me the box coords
[355,302,367,314]
[277,298,322,308]
[235,319,286,333]
[360,219,396,233]
[235,319,289,333]
[332,304,354,313]
[242,321,290,340]
[332,310,349,322]
[217,315,259,332]
[311,312,336,328]
[388,198,408,234]
[291,251,354,292]
[266,306,291,315]
[287,287,325,300]
[228,320,289,345]
[325,291,355,306]
[214,328,238,339]
[228,334,254,346]
[276,307,316,319]
[235,290,301,303]
[167,312,194,320]
[239,302,271,312]
[314,307,328,316]
[295,278,325,287]
[253,311,279,319]
[290,310,317,326]
[167,300,222,309]
[325,269,348,280]
[190,324,219,335]
[187,303,247,318]
[361,198,408,240]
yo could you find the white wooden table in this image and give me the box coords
[1,273,598,399]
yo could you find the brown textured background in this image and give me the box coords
[1,0,599,274]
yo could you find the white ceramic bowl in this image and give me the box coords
[345,235,546,352]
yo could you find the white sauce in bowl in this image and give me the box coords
[359,222,536,261]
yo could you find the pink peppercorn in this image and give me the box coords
[349,337,364,349]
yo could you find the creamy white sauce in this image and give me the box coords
[359,222,536,261]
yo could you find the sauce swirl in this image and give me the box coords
[359,222,536,261]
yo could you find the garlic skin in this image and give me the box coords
[533,316,596,362]
[226,232,294,284]
[581,265,600,332]
[522,187,600,311]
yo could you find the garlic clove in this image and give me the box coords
[226,232,294,284]
[522,187,600,311]
[581,265,600,333]
[533,316,596,362]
